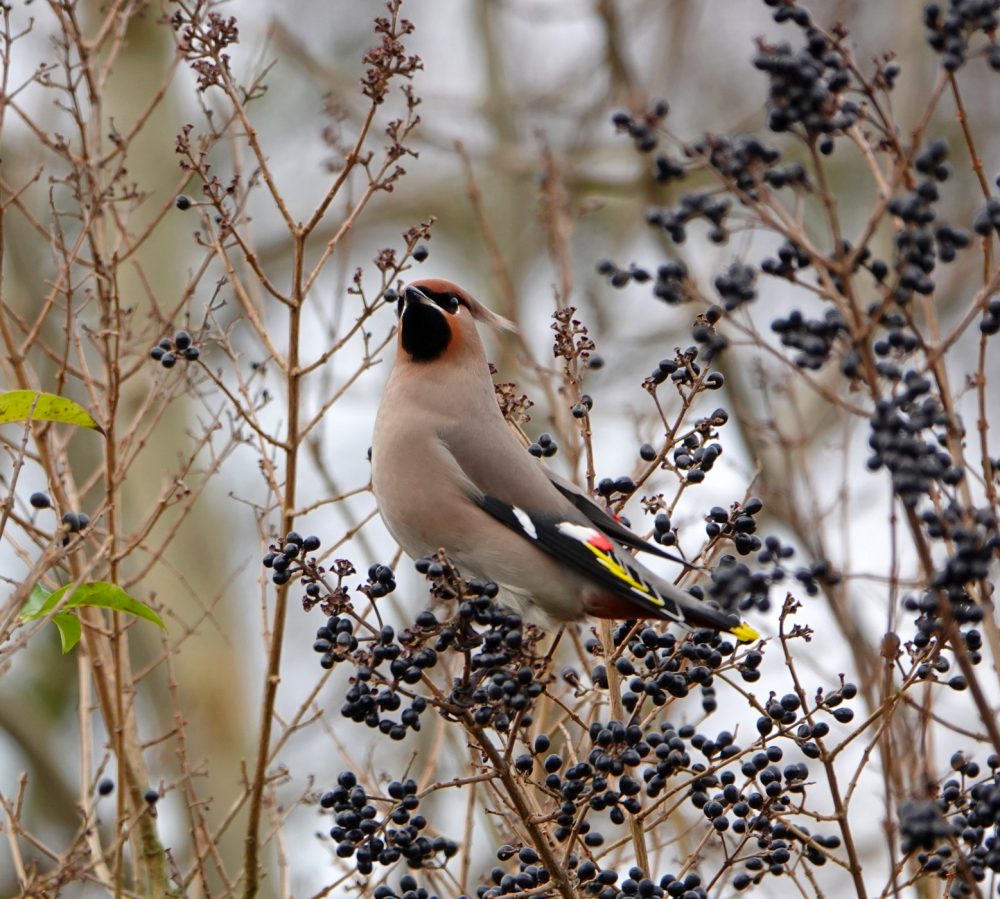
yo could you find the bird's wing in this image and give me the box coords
[543,469,697,568]
[439,418,574,513]
[437,425,756,640]
[441,420,689,568]
[473,494,759,643]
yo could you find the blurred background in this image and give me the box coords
[1,0,998,896]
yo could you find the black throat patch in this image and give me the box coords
[401,302,452,362]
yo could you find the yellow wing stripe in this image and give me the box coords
[730,622,760,643]
[583,543,665,607]
[558,520,758,640]
[585,540,759,641]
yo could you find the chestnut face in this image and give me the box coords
[397,284,465,362]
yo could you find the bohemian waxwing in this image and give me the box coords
[371,278,759,643]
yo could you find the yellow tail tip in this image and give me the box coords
[730,623,760,644]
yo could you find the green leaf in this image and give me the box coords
[0,390,105,435]
[20,581,165,629]
[20,583,53,620]
[52,612,83,653]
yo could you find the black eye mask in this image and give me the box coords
[419,288,461,314]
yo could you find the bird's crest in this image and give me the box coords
[407,278,517,334]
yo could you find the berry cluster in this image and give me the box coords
[654,152,685,183]
[598,259,696,308]
[261,530,322,586]
[644,348,728,410]
[314,613,359,670]
[669,429,723,485]
[473,845,556,897]
[885,139,970,307]
[903,591,980,689]
[312,556,547,740]
[597,259,654,290]
[372,874,438,899]
[923,0,1000,70]
[651,510,677,547]
[599,623,744,717]
[690,308,729,365]
[322,772,458,875]
[335,624,429,740]
[904,530,991,679]
[61,511,92,533]
[647,192,731,245]
[651,261,689,305]
[149,329,200,368]
[302,546,873,895]
[713,263,757,310]
[580,865,707,899]
[871,309,919,373]
[29,491,91,537]
[913,613,979,680]
[570,393,594,419]
[704,498,764,555]
[708,556,773,617]
[521,730,644,847]
[610,100,669,153]
[709,527,841,607]
[753,13,859,147]
[899,753,1000,894]
[527,432,558,458]
[753,682,858,742]
[437,594,544,731]
[760,238,810,279]
[596,475,638,501]
[731,818,841,890]
[867,376,961,508]
[792,557,842,596]
[27,491,91,544]
[690,133,796,200]
[928,506,998,600]
[771,308,847,370]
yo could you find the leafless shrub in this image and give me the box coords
[1,2,998,898]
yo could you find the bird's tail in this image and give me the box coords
[649,575,760,643]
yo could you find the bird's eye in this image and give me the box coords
[419,288,461,314]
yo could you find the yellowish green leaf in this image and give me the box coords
[0,390,104,435]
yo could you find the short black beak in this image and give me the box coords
[403,286,428,306]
